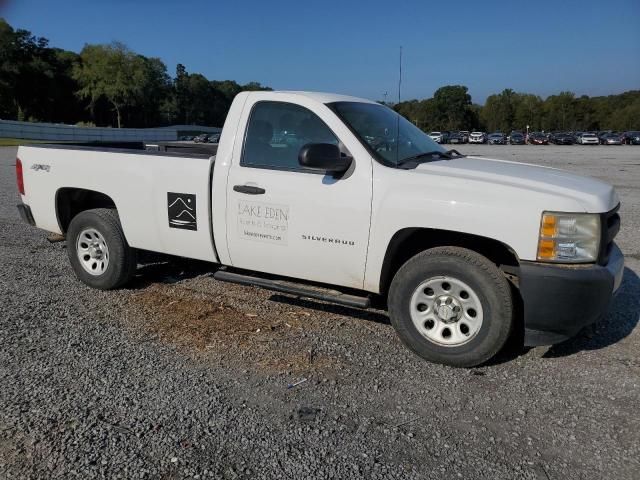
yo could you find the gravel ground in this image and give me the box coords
[1,144,639,479]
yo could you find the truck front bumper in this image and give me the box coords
[17,203,36,226]
[520,244,624,346]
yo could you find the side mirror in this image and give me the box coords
[298,143,352,174]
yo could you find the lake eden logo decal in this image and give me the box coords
[167,193,197,230]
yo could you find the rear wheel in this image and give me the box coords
[388,247,513,367]
[67,208,137,290]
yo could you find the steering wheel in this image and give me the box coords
[371,138,391,152]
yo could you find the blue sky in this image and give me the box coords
[2,0,639,103]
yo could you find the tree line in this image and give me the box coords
[1,19,638,131]
[0,19,270,128]
[394,85,640,134]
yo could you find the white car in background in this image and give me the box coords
[428,131,444,143]
[469,132,486,144]
[578,133,599,145]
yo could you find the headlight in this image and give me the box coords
[537,212,600,263]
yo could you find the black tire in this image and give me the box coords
[388,247,513,368]
[66,208,137,290]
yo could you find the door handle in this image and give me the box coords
[233,185,266,195]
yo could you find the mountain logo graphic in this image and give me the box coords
[167,192,197,230]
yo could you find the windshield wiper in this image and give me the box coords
[397,149,464,169]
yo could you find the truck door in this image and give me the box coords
[225,98,372,289]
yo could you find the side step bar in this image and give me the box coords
[213,270,371,309]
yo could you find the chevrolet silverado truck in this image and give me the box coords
[15,91,624,367]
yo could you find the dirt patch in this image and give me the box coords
[128,283,339,374]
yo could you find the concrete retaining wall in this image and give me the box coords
[0,120,221,142]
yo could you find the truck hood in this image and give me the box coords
[416,155,618,212]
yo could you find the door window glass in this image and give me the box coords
[242,101,339,171]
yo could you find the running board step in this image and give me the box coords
[213,270,371,309]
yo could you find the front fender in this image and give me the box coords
[363,163,584,293]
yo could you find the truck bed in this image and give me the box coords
[18,143,219,263]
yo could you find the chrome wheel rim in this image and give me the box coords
[76,228,109,276]
[409,276,484,347]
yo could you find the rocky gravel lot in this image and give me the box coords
[1,144,639,479]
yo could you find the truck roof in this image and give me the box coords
[252,90,378,105]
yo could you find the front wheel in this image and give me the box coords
[388,247,513,367]
[67,208,137,290]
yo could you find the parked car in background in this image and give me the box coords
[487,132,506,145]
[429,131,446,144]
[598,131,611,144]
[448,132,465,144]
[208,133,221,143]
[550,133,574,145]
[468,132,486,144]
[193,134,209,143]
[622,131,640,145]
[601,133,622,145]
[577,133,599,145]
[509,132,526,145]
[459,131,470,143]
[528,133,548,145]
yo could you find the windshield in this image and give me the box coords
[329,101,446,167]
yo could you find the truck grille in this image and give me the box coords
[598,204,620,265]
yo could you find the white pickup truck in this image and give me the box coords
[15,91,624,367]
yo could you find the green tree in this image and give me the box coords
[0,18,17,118]
[241,81,272,92]
[432,85,473,130]
[129,56,172,126]
[481,89,518,133]
[469,104,484,131]
[543,91,576,131]
[573,95,598,130]
[608,99,640,130]
[210,79,242,102]
[0,19,21,118]
[514,94,543,131]
[174,63,190,123]
[173,68,228,126]
[74,42,147,128]
[0,19,88,123]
